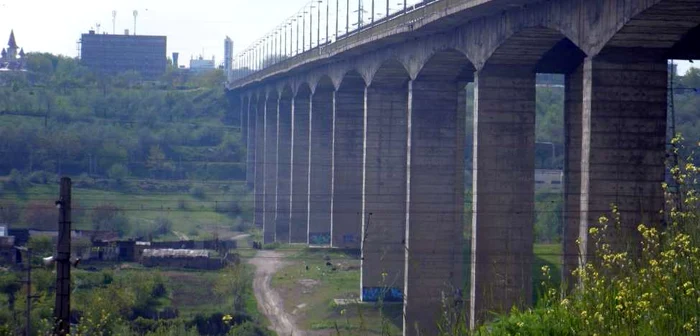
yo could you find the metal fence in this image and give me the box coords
[229,0,437,83]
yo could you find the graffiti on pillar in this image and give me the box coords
[362,287,404,302]
[343,234,357,244]
[309,232,331,245]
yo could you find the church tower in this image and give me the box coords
[6,30,18,60]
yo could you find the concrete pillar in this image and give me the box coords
[276,94,293,243]
[290,91,311,243]
[404,80,465,335]
[562,66,583,287]
[308,89,334,246]
[254,95,265,230]
[470,65,536,327]
[244,96,254,189]
[578,53,666,264]
[361,84,408,303]
[331,83,364,248]
[264,93,278,244]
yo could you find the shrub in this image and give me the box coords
[189,186,206,200]
[27,170,55,184]
[92,204,131,237]
[23,200,57,230]
[154,217,173,236]
[7,169,26,190]
[107,163,129,184]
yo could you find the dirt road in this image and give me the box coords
[249,250,304,336]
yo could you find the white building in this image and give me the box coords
[190,55,215,72]
[535,169,563,193]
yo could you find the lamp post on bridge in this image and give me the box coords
[317,0,323,47]
[302,7,307,52]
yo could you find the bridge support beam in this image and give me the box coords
[264,92,278,244]
[308,88,334,246]
[245,96,255,190]
[331,81,365,248]
[404,80,465,335]
[577,52,667,265]
[254,94,265,230]
[290,91,311,243]
[362,84,408,303]
[563,66,583,286]
[470,65,536,326]
[276,94,293,243]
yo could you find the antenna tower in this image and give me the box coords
[133,10,139,35]
[112,11,117,34]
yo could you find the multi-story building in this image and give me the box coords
[224,36,234,72]
[80,30,167,78]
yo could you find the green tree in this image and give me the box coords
[107,163,129,184]
[91,204,131,237]
[22,201,56,230]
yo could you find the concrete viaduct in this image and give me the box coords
[226,0,700,334]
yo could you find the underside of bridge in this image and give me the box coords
[234,0,700,334]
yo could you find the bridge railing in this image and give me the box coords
[228,0,438,85]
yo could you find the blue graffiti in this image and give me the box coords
[309,232,331,245]
[362,287,404,302]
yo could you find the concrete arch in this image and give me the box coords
[312,74,335,94]
[370,59,411,87]
[480,26,582,72]
[589,0,700,57]
[335,68,367,90]
[296,81,312,97]
[279,82,294,99]
[336,69,366,91]
[414,49,475,82]
[599,0,700,58]
[459,1,584,68]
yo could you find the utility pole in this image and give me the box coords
[53,177,72,336]
[14,246,32,336]
[25,248,31,336]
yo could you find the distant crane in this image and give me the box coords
[112,10,117,34]
[133,10,138,35]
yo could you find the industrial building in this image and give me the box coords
[80,30,167,78]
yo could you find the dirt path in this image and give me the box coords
[249,250,304,336]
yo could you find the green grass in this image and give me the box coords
[271,248,402,336]
[267,244,564,335]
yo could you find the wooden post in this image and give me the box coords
[54,177,71,335]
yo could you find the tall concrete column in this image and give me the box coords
[264,93,278,244]
[562,66,583,286]
[332,79,364,249]
[276,94,293,243]
[254,95,265,230]
[470,65,536,326]
[404,80,465,335]
[362,84,408,303]
[290,90,311,243]
[578,52,666,264]
[244,96,254,189]
[308,88,334,245]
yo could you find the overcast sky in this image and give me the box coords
[0,0,695,73]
